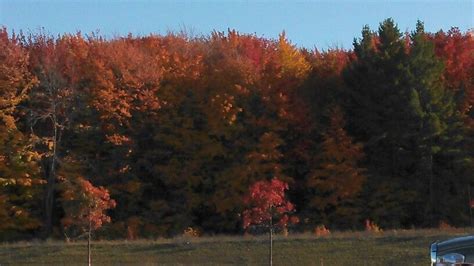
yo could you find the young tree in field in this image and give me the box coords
[61,176,116,266]
[242,178,298,266]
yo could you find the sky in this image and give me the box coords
[0,0,472,49]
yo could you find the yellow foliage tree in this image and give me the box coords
[0,28,43,236]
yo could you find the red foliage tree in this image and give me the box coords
[432,28,474,125]
[242,178,298,230]
[242,178,298,266]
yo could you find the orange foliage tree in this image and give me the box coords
[25,32,90,235]
[61,177,116,232]
[61,176,116,265]
[0,20,472,240]
[0,27,43,237]
[307,106,366,228]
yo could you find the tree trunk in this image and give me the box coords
[44,115,58,237]
[88,208,92,266]
[469,186,473,227]
[269,218,273,266]
[428,146,435,226]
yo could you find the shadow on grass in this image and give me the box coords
[376,236,419,244]
[129,242,196,254]
[3,245,64,262]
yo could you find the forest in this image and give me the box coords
[0,18,473,241]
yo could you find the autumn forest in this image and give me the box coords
[1,18,473,241]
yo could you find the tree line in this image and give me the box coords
[0,18,473,240]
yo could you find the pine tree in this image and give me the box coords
[344,19,470,227]
[343,19,420,227]
[407,21,468,225]
[306,106,366,228]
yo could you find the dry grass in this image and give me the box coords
[0,228,473,265]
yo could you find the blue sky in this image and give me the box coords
[0,0,472,49]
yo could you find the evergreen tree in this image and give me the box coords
[306,106,366,228]
[407,21,469,225]
[344,19,470,227]
[344,19,420,227]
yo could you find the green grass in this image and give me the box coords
[1,228,473,265]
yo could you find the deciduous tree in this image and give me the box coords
[61,175,116,266]
[0,28,43,239]
[26,33,89,235]
[242,178,298,266]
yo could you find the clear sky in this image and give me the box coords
[0,0,472,49]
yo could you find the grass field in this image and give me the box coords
[1,228,473,265]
